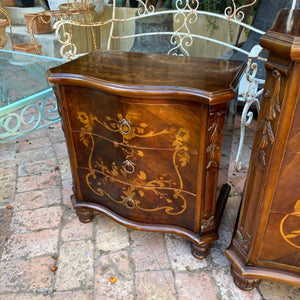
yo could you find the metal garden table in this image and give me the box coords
[0,49,65,142]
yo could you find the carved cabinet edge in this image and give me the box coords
[226,9,300,290]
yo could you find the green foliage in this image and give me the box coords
[199,0,258,23]
[200,0,259,39]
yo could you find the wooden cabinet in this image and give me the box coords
[47,51,244,258]
[225,9,300,289]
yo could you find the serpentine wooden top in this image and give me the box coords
[47,50,245,104]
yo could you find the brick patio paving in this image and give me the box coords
[0,113,299,299]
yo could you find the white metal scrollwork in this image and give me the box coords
[235,45,266,170]
[52,0,265,59]
[225,0,259,21]
[168,0,199,56]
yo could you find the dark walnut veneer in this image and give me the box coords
[47,51,245,258]
[225,9,300,289]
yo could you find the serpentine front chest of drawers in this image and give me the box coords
[47,50,244,258]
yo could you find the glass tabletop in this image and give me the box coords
[0,49,65,108]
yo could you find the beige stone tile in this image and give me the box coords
[47,124,65,143]
[58,158,72,180]
[54,240,94,291]
[16,146,56,164]
[212,267,262,300]
[16,128,48,143]
[0,181,16,208]
[52,290,93,300]
[14,187,61,211]
[0,208,13,248]
[259,280,300,300]
[14,294,51,300]
[0,159,17,183]
[135,270,176,300]
[0,296,13,300]
[94,215,130,252]
[2,229,59,260]
[0,142,16,162]
[0,256,54,293]
[61,208,93,242]
[16,136,52,153]
[53,142,68,160]
[175,272,217,300]
[130,230,170,271]
[94,250,134,300]
[17,172,61,193]
[10,206,62,233]
[17,158,57,177]
[165,234,208,271]
[61,179,73,207]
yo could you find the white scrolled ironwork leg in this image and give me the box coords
[235,45,265,171]
[235,90,261,171]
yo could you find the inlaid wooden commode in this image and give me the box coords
[47,51,244,258]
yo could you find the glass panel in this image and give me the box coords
[0,49,64,108]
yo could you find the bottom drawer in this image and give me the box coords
[76,168,196,231]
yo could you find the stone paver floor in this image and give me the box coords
[0,112,299,300]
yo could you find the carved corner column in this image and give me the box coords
[192,108,228,259]
[225,9,300,290]
[202,110,227,231]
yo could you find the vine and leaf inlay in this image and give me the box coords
[280,200,300,250]
[77,110,191,215]
[254,70,281,167]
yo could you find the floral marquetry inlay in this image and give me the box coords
[280,200,300,250]
[77,111,170,147]
[77,110,192,216]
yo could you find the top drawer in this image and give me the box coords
[62,85,204,153]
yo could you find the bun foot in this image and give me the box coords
[76,208,93,223]
[230,265,261,291]
[191,242,210,259]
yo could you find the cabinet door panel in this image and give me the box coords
[258,152,300,269]
[64,85,203,152]
[77,168,196,231]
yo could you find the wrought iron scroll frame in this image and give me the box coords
[51,0,271,170]
[27,0,98,56]
[0,89,60,143]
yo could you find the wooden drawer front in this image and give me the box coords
[77,168,196,231]
[72,132,199,194]
[64,85,203,153]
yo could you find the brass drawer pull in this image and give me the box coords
[125,196,135,209]
[119,118,132,135]
[122,159,135,174]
